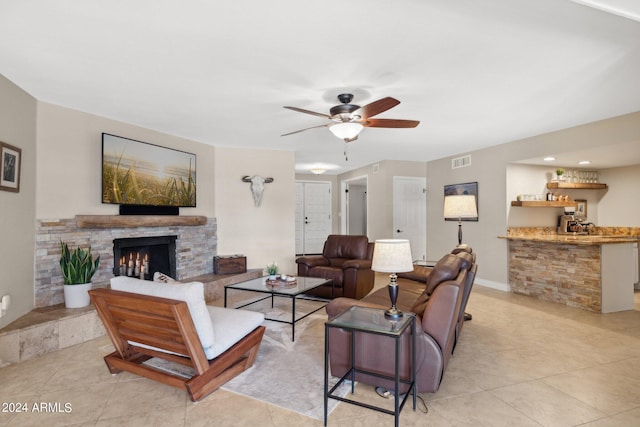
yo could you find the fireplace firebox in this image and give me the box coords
[113,236,177,280]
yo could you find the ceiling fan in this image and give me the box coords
[281,93,420,143]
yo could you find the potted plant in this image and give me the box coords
[265,262,279,280]
[556,168,565,181]
[59,241,100,308]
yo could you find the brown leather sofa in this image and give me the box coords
[296,234,375,299]
[325,246,476,394]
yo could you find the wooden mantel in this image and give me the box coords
[76,215,208,229]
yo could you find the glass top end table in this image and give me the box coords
[324,305,416,427]
[328,305,414,336]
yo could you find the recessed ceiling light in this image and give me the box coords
[578,160,591,165]
[543,156,556,161]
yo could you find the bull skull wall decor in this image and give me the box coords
[242,175,274,207]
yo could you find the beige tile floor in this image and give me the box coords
[1,283,640,426]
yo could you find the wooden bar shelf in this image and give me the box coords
[76,215,208,228]
[546,182,607,190]
[511,201,577,207]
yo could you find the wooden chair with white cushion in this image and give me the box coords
[89,277,265,402]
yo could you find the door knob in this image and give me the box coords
[396,229,403,233]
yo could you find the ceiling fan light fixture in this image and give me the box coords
[329,122,363,140]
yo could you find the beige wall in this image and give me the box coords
[2,72,638,329]
[426,111,640,291]
[35,103,298,275]
[215,147,296,274]
[35,102,215,218]
[296,160,429,249]
[338,160,428,241]
[295,173,340,233]
[1,96,296,327]
[506,164,605,226]
[598,165,640,226]
[506,163,640,228]
[0,75,37,329]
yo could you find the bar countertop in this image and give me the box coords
[499,227,640,245]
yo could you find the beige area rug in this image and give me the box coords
[144,299,351,421]
[222,300,352,421]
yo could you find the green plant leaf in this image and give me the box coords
[59,241,100,285]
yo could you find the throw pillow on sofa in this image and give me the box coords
[153,272,178,283]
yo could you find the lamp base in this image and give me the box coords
[384,307,403,320]
[385,277,403,320]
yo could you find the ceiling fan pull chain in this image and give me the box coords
[344,142,348,161]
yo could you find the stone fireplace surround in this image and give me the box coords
[0,216,269,366]
[35,216,217,307]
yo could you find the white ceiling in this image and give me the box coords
[1,0,639,174]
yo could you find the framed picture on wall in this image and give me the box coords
[444,181,479,221]
[0,142,22,193]
[575,199,587,220]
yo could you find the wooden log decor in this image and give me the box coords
[76,215,208,229]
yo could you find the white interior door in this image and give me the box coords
[393,176,427,261]
[295,182,305,254]
[295,181,331,255]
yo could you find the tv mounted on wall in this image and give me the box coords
[102,133,196,210]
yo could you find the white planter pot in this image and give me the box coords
[63,283,92,308]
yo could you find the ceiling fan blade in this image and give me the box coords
[283,106,332,119]
[363,118,420,128]
[354,97,400,119]
[281,123,330,137]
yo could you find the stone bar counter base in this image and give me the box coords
[501,227,640,313]
[508,240,601,311]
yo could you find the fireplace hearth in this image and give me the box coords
[113,236,177,280]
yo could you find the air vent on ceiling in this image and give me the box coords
[452,155,471,169]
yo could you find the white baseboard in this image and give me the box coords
[474,278,510,292]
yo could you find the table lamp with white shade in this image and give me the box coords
[443,194,477,244]
[371,239,414,319]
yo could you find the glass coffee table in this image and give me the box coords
[224,276,331,341]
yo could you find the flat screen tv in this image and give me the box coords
[102,133,196,207]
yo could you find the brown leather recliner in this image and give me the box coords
[295,235,375,299]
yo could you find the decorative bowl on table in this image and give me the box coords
[266,275,297,288]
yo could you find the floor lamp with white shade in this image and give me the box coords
[443,194,477,244]
[443,194,477,321]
